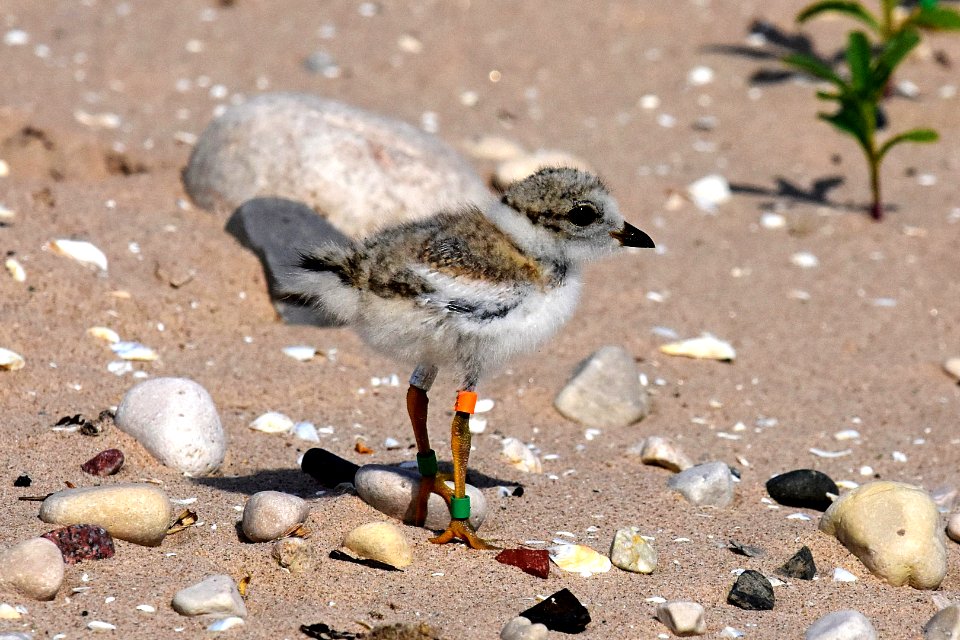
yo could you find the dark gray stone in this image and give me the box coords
[727,569,775,611]
[520,588,590,634]
[776,545,817,580]
[225,197,350,326]
[766,469,838,511]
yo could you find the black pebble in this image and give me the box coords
[301,448,360,488]
[727,569,775,611]
[776,545,817,580]
[765,469,838,511]
[299,623,360,640]
[14,474,31,487]
[520,588,591,634]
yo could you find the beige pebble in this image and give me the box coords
[946,512,960,543]
[820,481,946,589]
[39,483,172,546]
[343,522,413,569]
[0,538,65,600]
[656,601,707,637]
[500,616,549,640]
[241,491,310,542]
[639,436,693,472]
[944,357,960,381]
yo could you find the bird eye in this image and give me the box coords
[567,203,599,227]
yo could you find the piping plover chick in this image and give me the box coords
[291,167,654,548]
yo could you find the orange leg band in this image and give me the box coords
[454,390,478,414]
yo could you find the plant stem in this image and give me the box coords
[868,150,883,220]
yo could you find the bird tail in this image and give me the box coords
[283,243,362,324]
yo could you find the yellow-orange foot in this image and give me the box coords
[411,474,454,527]
[429,518,498,550]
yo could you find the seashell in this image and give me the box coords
[5,257,25,282]
[249,412,294,434]
[0,347,25,370]
[474,398,495,413]
[282,345,316,362]
[790,252,819,269]
[468,417,487,434]
[659,334,736,361]
[87,326,121,344]
[548,543,611,576]
[110,341,158,361]
[46,239,108,271]
[687,174,731,213]
[500,437,542,473]
[292,421,320,442]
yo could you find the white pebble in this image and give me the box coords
[468,417,487,434]
[791,252,819,269]
[249,411,294,434]
[639,94,661,110]
[87,621,117,632]
[687,65,714,86]
[892,451,908,462]
[833,567,858,582]
[760,212,786,229]
[282,345,316,361]
[687,174,731,213]
[4,29,29,46]
[834,429,860,441]
[46,239,108,271]
[475,398,495,413]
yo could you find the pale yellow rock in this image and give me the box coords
[39,483,173,546]
[0,538,65,600]
[944,357,960,382]
[819,481,946,589]
[548,543,611,576]
[343,522,413,569]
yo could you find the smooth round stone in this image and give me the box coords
[947,512,960,543]
[500,616,549,640]
[637,436,693,472]
[0,538,65,600]
[553,346,649,429]
[804,610,877,640]
[115,377,225,476]
[183,93,491,238]
[493,149,593,190]
[343,522,413,569]
[655,601,707,637]
[766,469,838,511]
[353,465,486,531]
[925,604,960,640]
[241,491,310,542]
[609,526,657,574]
[39,483,172,547]
[820,481,946,589]
[172,574,247,618]
[667,461,734,507]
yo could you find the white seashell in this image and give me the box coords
[250,411,294,434]
[292,421,320,442]
[834,429,861,441]
[87,620,117,631]
[282,345,316,362]
[500,437,542,473]
[760,212,786,229]
[0,347,25,370]
[47,239,108,271]
[74,110,121,130]
[110,341,158,361]
[809,448,852,458]
[107,360,134,376]
[790,251,819,269]
[468,417,487,434]
[474,398,495,413]
[944,357,960,381]
[88,326,121,344]
[833,567,858,582]
[687,65,715,86]
[548,543,611,576]
[0,603,21,619]
[659,334,736,361]
[687,174,731,213]
[207,617,245,631]
[5,257,25,282]
[135,604,156,613]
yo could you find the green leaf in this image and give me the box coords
[816,90,843,101]
[846,31,872,92]
[878,128,939,160]
[783,53,845,86]
[820,106,871,152]
[797,1,881,32]
[910,6,960,30]
[871,28,920,91]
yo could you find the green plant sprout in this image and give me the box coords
[783,0,958,219]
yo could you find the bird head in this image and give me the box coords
[498,167,654,262]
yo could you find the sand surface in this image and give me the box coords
[2,1,960,638]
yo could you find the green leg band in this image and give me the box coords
[449,495,470,520]
[416,449,438,477]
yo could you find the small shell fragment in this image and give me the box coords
[250,412,294,434]
[0,603,21,619]
[5,257,25,282]
[809,448,852,458]
[790,252,819,269]
[88,327,121,344]
[282,345,316,362]
[0,347,25,371]
[548,543,611,576]
[87,620,117,631]
[110,341,158,361]
[500,437,542,473]
[687,174,731,213]
[659,334,736,361]
[47,239,108,271]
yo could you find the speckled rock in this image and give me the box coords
[114,377,225,476]
[500,616,549,640]
[819,481,946,589]
[38,483,172,546]
[171,574,247,618]
[667,461,734,507]
[554,346,649,429]
[924,604,960,640]
[343,522,413,569]
[241,491,310,542]
[0,538,65,600]
[353,464,486,531]
[183,93,491,238]
[655,601,707,637]
[609,526,657,573]
[804,610,877,640]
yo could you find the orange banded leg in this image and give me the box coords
[429,390,496,549]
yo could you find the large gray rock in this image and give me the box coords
[114,377,225,476]
[184,93,491,238]
[554,346,649,428]
[171,574,247,618]
[804,610,877,640]
[0,538,64,600]
[925,605,960,640]
[667,461,734,507]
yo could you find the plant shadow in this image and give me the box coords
[730,174,899,217]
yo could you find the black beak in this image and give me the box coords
[611,221,655,248]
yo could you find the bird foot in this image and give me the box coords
[411,473,453,527]
[429,518,497,550]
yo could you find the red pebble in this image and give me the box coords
[41,524,116,564]
[495,548,550,579]
[80,448,124,476]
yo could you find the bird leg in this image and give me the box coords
[429,390,496,549]
[406,365,449,527]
